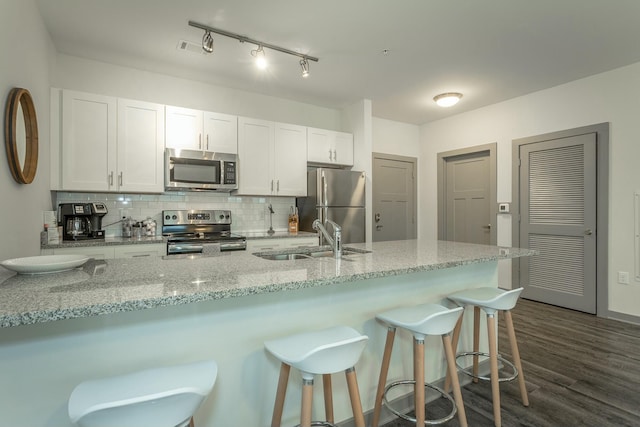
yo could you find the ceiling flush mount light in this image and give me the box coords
[251,45,267,69]
[300,58,310,78]
[434,92,463,107]
[189,21,318,78]
[202,30,214,53]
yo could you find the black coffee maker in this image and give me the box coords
[59,203,108,241]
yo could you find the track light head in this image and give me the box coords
[300,58,310,78]
[202,30,214,53]
[251,45,267,70]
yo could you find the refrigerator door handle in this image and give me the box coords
[321,173,328,206]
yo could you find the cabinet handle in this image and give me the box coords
[199,133,202,150]
[328,149,333,161]
[131,254,151,257]
[271,180,274,192]
[206,134,209,151]
[109,171,113,186]
[277,180,280,192]
[333,149,337,162]
[118,172,123,186]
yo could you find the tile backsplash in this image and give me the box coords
[54,192,297,237]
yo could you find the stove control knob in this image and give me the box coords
[165,215,170,220]
[225,214,230,219]
[219,214,225,220]
[172,215,177,220]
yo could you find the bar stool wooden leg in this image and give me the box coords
[414,337,426,426]
[473,306,481,383]
[322,374,334,424]
[504,310,529,406]
[487,314,501,427]
[444,312,465,393]
[188,417,195,427]
[442,334,468,427]
[372,327,396,427]
[301,378,314,427]
[271,363,290,427]
[345,367,366,427]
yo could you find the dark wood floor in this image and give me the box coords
[380,299,640,427]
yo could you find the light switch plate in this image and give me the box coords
[498,203,510,213]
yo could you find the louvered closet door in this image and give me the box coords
[519,133,597,313]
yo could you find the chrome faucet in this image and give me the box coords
[312,219,342,258]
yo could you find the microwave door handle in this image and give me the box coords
[220,161,224,184]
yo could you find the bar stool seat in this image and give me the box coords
[265,326,368,427]
[447,287,529,427]
[372,303,468,427]
[68,359,217,427]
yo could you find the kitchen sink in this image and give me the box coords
[253,246,371,261]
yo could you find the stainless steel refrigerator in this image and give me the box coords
[296,168,366,244]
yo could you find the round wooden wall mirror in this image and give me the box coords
[4,87,38,184]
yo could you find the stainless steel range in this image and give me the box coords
[162,209,246,256]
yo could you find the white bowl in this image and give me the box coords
[0,254,90,275]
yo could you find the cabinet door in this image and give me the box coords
[333,131,354,166]
[52,246,115,260]
[61,90,116,191]
[204,112,238,154]
[274,123,307,196]
[307,127,333,164]
[237,117,272,195]
[165,106,203,150]
[117,99,165,193]
[113,244,165,258]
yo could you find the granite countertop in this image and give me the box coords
[41,231,316,249]
[0,240,535,328]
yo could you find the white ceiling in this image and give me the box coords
[35,0,640,125]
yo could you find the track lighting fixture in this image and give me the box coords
[202,30,214,53]
[189,21,318,78]
[251,45,267,70]
[433,92,463,107]
[300,58,310,78]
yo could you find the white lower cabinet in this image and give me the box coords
[247,236,318,252]
[44,246,115,260]
[42,243,165,259]
[113,244,166,258]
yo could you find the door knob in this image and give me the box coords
[482,224,491,229]
[375,213,381,222]
[585,228,593,235]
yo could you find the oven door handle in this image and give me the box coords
[167,243,203,254]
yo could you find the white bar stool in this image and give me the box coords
[264,326,368,427]
[371,303,467,427]
[446,287,529,427]
[68,359,217,427]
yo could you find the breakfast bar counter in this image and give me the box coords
[0,240,534,426]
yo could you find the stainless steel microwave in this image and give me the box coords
[165,148,238,191]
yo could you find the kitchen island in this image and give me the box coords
[0,240,534,426]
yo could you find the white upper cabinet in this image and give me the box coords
[165,106,202,150]
[237,117,307,196]
[307,127,354,166]
[204,112,238,154]
[55,90,164,193]
[166,106,237,154]
[116,98,165,193]
[60,90,117,192]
